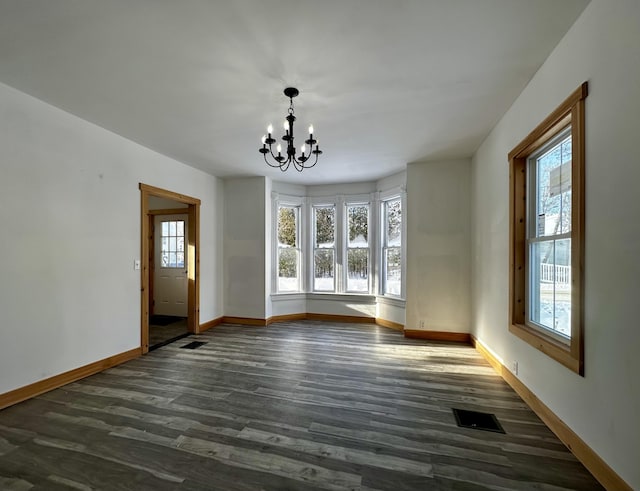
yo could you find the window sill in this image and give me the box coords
[510,322,582,375]
[271,292,399,306]
[271,292,306,302]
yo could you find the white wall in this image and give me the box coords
[148,196,189,210]
[223,177,268,319]
[406,160,471,332]
[0,81,224,394]
[471,0,640,487]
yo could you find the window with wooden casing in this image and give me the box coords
[508,82,587,375]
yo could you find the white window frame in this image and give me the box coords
[526,129,572,342]
[344,199,372,294]
[311,202,337,292]
[379,189,406,298]
[272,193,304,294]
[271,189,405,299]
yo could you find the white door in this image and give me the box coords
[154,214,188,316]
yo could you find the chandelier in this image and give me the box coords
[259,87,322,172]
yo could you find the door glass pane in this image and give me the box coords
[160,220,186,268]
[314,249,334,291]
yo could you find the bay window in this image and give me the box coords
[273,190,405,299]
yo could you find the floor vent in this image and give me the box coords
[452,408,505,433]
[180,341,207,350]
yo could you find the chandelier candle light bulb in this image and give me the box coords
[259,87,322,172]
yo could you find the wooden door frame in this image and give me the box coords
[140,183,201,354]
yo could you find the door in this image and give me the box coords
[153,214,188,316]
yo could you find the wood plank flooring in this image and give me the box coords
[0,321,604,490]
[149,318,189,349]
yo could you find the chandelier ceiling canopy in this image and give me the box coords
[260,87,322,172]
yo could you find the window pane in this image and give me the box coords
[162,222,168,235]
[168,252,177,268]
[529,240,555,331]
[560,138,572,234]
[278,248,299,292]
[348,205,368,246]
[314,249,334,291]
[177,221,184,236]
[536,135,571,237]
[278,207,297,247]
[315,207,335,247]
[555,238,571,337]
[176,252,185,268]
[347,248,368,292]
[169,221,177,236]
[169,237,176,252]
[385,247,401,295]
[386,199,402,246]
[530,238,572,337]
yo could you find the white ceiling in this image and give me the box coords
[0,0,589,185]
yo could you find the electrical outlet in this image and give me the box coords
[419,320,425,328]
[511,360,519,375]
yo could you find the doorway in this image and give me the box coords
[149,212,188,348]
[140,183,201,354]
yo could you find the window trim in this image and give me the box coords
[276,203,302,293]
[272,193,305,294]
[380,194,404,298]
[344,200,371,294]
[312,202,337,292]
[508,82,587,375]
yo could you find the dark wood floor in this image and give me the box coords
[0,321,603,490]
[149,316,189,349]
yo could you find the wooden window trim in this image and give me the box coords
[508,82,587,375]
